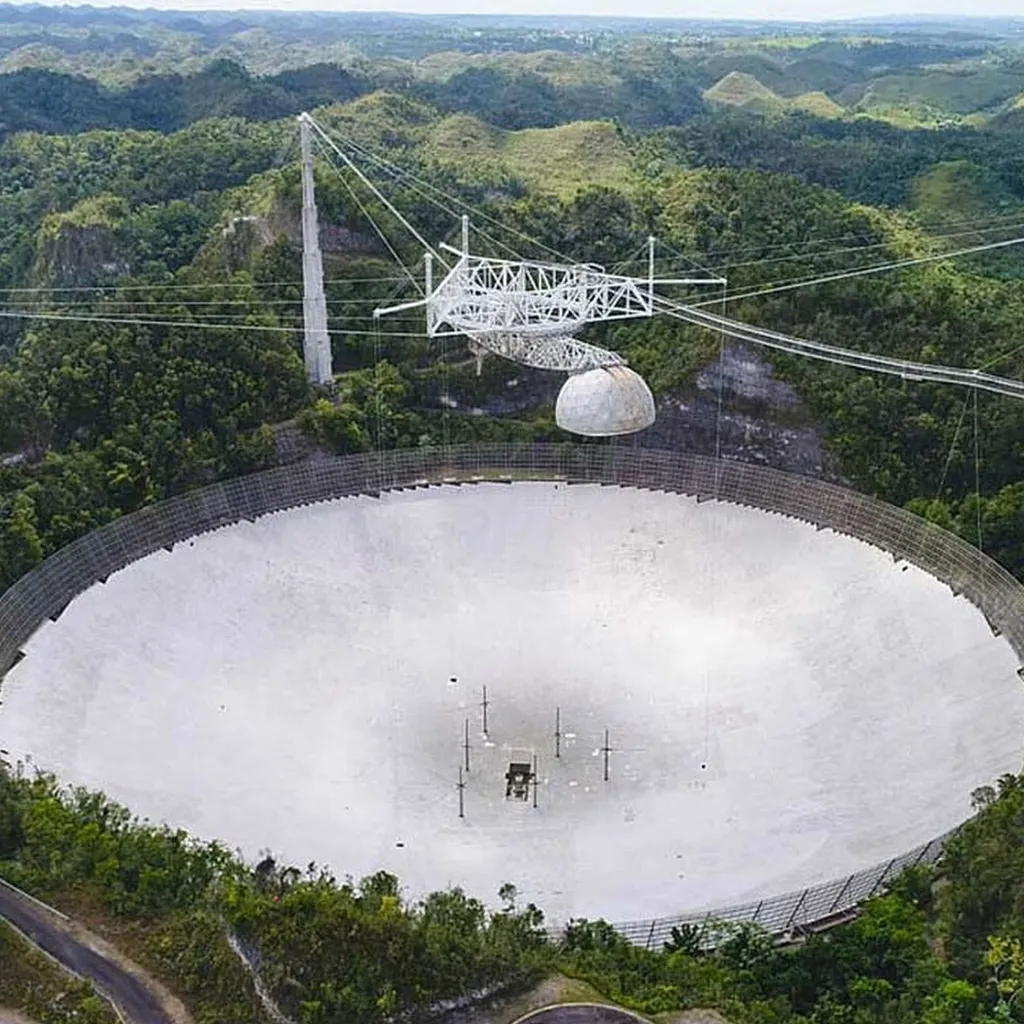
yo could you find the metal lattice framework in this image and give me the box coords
[1,444,1022,945]
[376,249,671,372]
[375,239,1024,397]
[423,254,653,371]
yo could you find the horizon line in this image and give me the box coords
[3,2,1024,24]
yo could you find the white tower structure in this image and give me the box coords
[299,113,333,386]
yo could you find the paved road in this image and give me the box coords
[513,1007,645,1024]
[0,882,174,1024]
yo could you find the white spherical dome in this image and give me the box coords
[555,365,656,436]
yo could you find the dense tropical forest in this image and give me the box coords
[3,7,1024,1024]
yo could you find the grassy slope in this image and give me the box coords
[910,158,1020,224]
[855,67,1024,124]
[414,48,619,88]
[703,71,786,113]
[697,63,1024,126]
[320,90,634,197]
[699,54,1024,127]
[789,91,846,117]
[703,72,845,118]
[423,114,634,197]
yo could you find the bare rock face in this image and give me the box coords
[34,196,132,288]
[287,335,830,481]
[220,205,379,273]
[42,225,131,286]
[433,343,833,481]
[633,344,835,481]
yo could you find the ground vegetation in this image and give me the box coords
[0,919,117,1024]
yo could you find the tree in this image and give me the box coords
[0,490,44,581]
[985,936,1024,1020]
[0,759,26,859]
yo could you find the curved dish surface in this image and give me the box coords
[2,476,1020,925]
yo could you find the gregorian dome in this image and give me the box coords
[555,365,656,436]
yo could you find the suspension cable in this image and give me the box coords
[686,234,1024,309]
[679,208,1024,264]
[314,117,577,264]
[935,394,971,501]
[304,114,442,264]
[656,298,1024,401]
[0,308,424,338]
[712,219,1024,273]
[974,387,984,560]
[312,136,426,296]
[321,126,526,263]
[0,276,411,296]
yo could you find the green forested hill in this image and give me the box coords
[0,61,371,137]
[2,6,1024,134]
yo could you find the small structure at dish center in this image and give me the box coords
[504,748,535,802]
[457,691,607,814]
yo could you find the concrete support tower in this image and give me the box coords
[298,113,332,385]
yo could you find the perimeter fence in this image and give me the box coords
[1,443,1022,946]
[604,827,955,951]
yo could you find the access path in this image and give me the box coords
[0,880,174,1024]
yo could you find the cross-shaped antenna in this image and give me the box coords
[463,718,471,773]
[457,765,466,819]
[601,729,613,782]
[481,685,490,735]
[532,753,539,809]
[554,706,562,759]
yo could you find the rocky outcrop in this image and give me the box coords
[635,344,835,481]
[220,199,379,273]
[33,195,131,289]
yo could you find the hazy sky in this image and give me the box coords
[9,0,1024,23]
